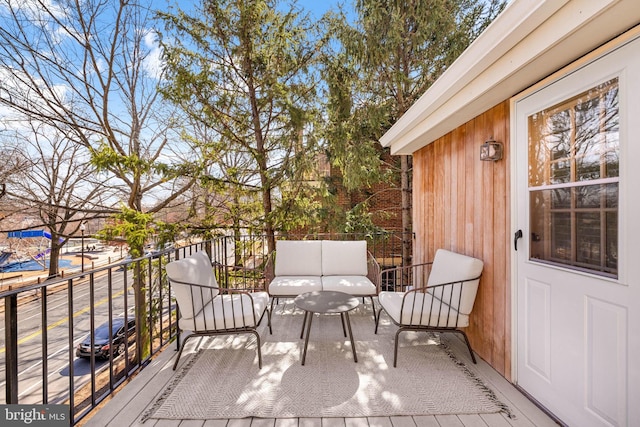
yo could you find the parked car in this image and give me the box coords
[76,317,136,360]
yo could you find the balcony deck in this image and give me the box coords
[84,311,558,427]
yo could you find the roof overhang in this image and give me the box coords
[380,0,640,155]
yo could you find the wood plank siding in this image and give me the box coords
[412,100,511,379]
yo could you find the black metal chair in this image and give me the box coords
[166,251,272,370]
[375,249,484,367]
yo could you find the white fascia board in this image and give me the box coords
[380,0,624,155]
[378,0,568,149]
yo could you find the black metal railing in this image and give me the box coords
[0,241,210,424]
[210,231,412,291]
[1,232,411,425]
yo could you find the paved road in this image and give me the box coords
[0,269,134,404]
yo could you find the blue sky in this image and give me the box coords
[295,0,353,19]
[298,0,340,16]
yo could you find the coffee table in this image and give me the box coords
[294,290,360,365]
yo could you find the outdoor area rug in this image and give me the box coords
[142,305,511,421]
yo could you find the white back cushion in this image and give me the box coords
[427,249,483,315]
[274,240,323,276]
[321,240,368,276]
[165,251,219,319]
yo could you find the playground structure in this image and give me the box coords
[0,230,107,273]
[0,251,12,264]
[0,230,54,272]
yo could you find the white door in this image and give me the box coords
[514,36,640,427]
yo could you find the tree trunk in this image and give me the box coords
[47,245,61,279]
[233,219,242,267]
[131,196,149,360]
[401,154,412,269]
[263,185,276,254]
[133,257,148,360]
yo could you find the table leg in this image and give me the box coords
[340,313,347,337]
[301,311,313,365]
[300,311,310,339]
[343,312,357,363]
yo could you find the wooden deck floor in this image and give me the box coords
[84,319,559,427]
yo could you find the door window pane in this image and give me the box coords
[528,79,619,277]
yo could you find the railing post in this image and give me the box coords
[5,294,18,403]
[134,261,143,364]
[223,237,229,287]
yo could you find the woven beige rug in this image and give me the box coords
[143,306,510,421]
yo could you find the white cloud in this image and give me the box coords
[142,29,164,80]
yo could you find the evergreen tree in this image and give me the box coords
[159,0,327,252]
[323,0,505,263]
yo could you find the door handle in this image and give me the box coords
[514,230,523,251]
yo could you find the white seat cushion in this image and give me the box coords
[321,240,368,276]
[427,249,483,315]
[275,240,323,276]
[268,276,322,296]
[179,291,269,331]
[166,251,219,319]
[378,291,469,328]
[322,275,376,296]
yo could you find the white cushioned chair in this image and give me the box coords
[375,249,484,367]
[166,251,271,369]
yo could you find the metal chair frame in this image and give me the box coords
[171,279,272,370]
[375,261,481,367]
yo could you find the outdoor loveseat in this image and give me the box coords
[165,251,271,369]
[266,240,381,318]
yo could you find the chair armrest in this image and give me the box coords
[398,275,482,321]
[396,284,465,328]
[263,251,275,284]
[367,251,382,293]
[213,261,268,292]
[169,279,265,331]
[169,278,262,299]
[403,277,480,297]
[167,277,220,316]
[379,262,433,292]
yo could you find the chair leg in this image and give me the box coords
[173,333,193,370]
[456,329,477,364]
[250,329,263,369]
[374,307,384,334]
[367,296,377,323]
[174,329,264,370]
[269,297,276,317]
[393,327,409,368]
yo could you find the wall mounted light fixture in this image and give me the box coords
[480,138,503,161]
